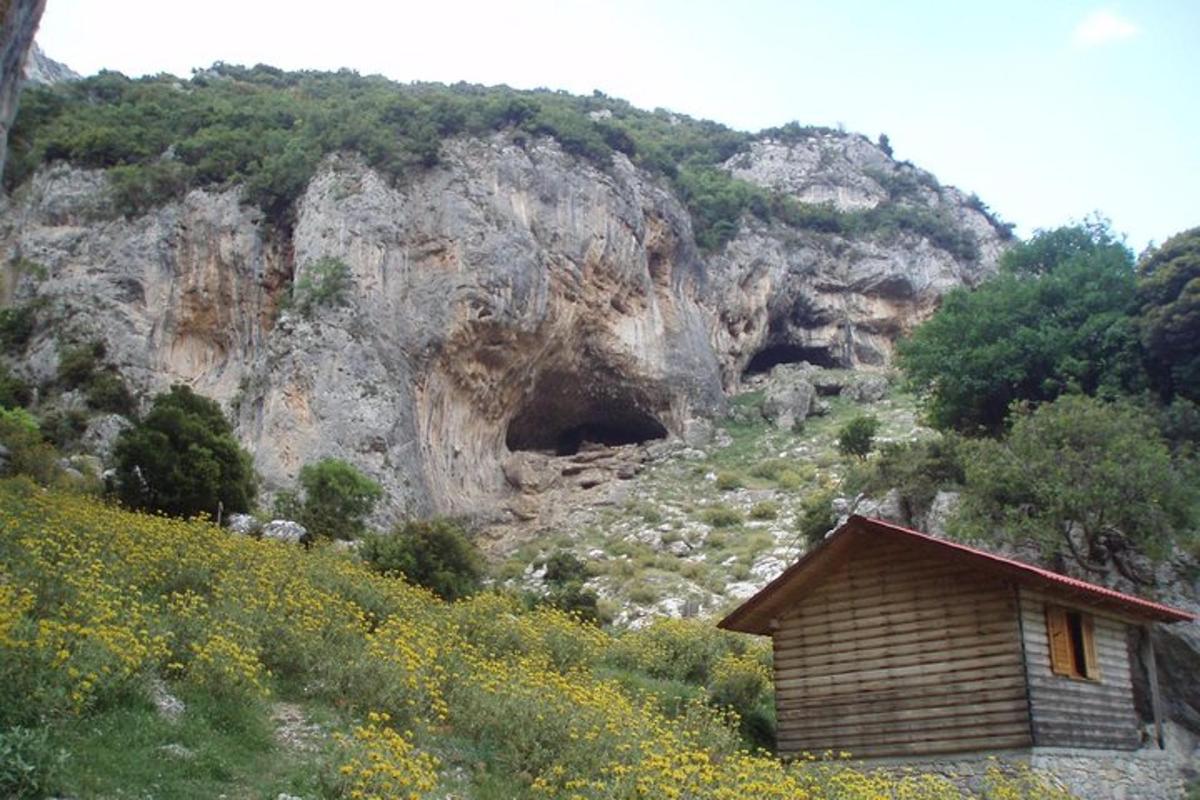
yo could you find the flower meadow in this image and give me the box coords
[0,479,1075,799]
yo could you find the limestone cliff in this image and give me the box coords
[0,128,1008,517]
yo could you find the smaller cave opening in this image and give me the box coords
[505,369,669,456]
[743,343,838,376]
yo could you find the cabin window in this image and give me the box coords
[1045,605,1100,680]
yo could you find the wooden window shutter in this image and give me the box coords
[1046,605,1073,676]
[1081,614,1101,680]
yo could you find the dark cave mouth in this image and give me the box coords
[505,374,669,456]
[743,343,838,376]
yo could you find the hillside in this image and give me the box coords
[0,65,1009,519]
[0,480,1075,799]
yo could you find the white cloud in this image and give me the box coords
[1073,9,1140,46]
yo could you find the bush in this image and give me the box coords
[0,407,59,484]
[112,384,256,519]
[0,364,32,408]
[701,504,743,528]
[291,256,353,318]
[360,517,484,601]
[837,414,880,460]
[57,340,105,390]
[0,304,37,353]
[749,500,779,520]
[715,471,744,491]
[287,458,382,540]
[798,489,837,545]
[85,370,135,414]
[850,435,966,520]
[0,726,57,799]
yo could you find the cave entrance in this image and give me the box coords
[743,343,837,376]
[505,369,668,456]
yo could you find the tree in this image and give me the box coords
[1136,226,1200,403]
[897,221,1145,433]
[951,395,1198,583]
[113,385,256,519]
[837,414,880,460]
[285,457,382,540]
[359,518,484,601]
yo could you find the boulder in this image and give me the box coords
[761,365,816,430]
[227,513,261,536]
[844,373,891,403]
[260,520,309,545]
[81,413,133,463]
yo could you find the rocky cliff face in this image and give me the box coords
[0,0,47,179]
[0,129,1007,517]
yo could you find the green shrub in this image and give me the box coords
[360,517,484,601]
[701,505,743,528]
[0,364,32,408]
[715,471,743,491]
[39,408,89,450]
[748,459,789,481]
[0,726,57,799]
[0,304,37,353]
[285,457,382,540]
[773,468,807,490]
[749,501,778,520]
[113,384,256,519]
[798,489,837,545]
[837,414,881,460]
[542,550,589,585]
[57,340,105,390]
[85,370,135,414]
[0,407,59,484]
[291,257,353,318]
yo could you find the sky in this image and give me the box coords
[34,0,1200,252]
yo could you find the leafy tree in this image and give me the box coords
[359,518,484,601]
[897,221,1145,433]
[0,407,58,484]
[951,395,1198,583]
[837,414,881,460]
[286,457,382,540]
[113,385,256,519]
[1136,226,1200,403]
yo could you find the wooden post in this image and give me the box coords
[1141,624,1165,749]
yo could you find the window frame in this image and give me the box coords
[1045,604,1101,682]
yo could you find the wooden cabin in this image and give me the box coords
[718,515,1195,760]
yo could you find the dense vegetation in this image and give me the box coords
[6,64,990,255]
[880,220,1200,574]
[897,220,1145,433]
[113,384,257,519]
[0,481,1074,798]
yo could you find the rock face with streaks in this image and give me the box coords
[0,129,1007,518]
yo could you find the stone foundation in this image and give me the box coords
[855,736,1194,800]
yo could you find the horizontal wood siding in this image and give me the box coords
[773,539,1031,759]
[1018,587,1141,750]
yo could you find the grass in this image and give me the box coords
[44,690,330,800]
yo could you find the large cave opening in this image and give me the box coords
[505,368,668,456]
[743,343,838,376]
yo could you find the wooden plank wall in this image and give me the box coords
[1018,587,1141,750]
[773,538,1032,759]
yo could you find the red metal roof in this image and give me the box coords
[719,515,1196,634]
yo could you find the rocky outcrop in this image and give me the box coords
[22,42,78,86]
[0,0,47,180]
[0,129,1006,518]
[711,133,1006,381]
